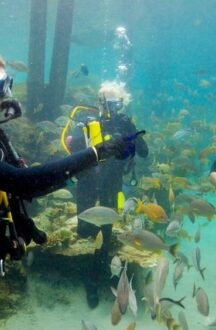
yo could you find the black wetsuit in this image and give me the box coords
[73,113,148,244]
[71,112,148,307]
[0,148,97,198]
[0,133,97,248]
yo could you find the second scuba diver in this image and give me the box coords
[70,80,149,308]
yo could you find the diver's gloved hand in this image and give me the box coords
[94,135,136,161]
[0,98,22,118]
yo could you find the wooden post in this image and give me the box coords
[45,0,74,120]
[27,0,47,121]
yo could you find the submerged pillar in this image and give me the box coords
[45,0,74,120]
[27,0,47,121]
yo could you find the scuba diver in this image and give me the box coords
[0,58,137,275]
[70,80,148,308]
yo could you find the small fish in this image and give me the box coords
[175,251,192,270]
[166,220,182,237]
[81,320,97,330]
[178,311,189,330]
[70,64,89,78]
[168,184,175,205]
[111,298,122,325]
[195,287,209,316]
[173,260,185,289]
[179,228,194,241]
[6,59,28,72]
[135,199,168,224]
[123,197,137,215]
[124,322,136,330]
[160,296,186,309]
[193,69,209,75]
[172,128,192,140]
[175,193,195,207]
[194,224,201,243]
[110,255,122,278]
[80,64,89,76]
[203,316,216,328]
[117,262,129,314]
[94,230,103,250]
[199,79,210,88]
[191,198,216,220]
[192,247,205,280]
[153,256,169,320]
[128,274,137,318]
[142,281,155,315]
[138,177,161,189]
[118,230,178,257]
[78,206,121,227]
[132,216,143,233]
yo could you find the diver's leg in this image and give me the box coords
[83,170,122,308]
[76,174,100,308]
[76,174,99,238]
[14,214,47,245]
[10,198,47,245]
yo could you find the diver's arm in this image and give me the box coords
[135,135,148,158]
[128,120,148,158]
[118,114,148,158]
[0,147,97,197]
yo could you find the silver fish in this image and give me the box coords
[153,256,169,319]
[203,316,216,328]
[166,220,182,237]
[172,128,192,140]
[160,296,185,310]
[128,274,137,318]
[191,198,216,219]
[111,298,122,325]
[123,197,137,215]
[195,287,209,316]
[117,262,129,315]
[110,256,122,278]
[175,251,192,270]
[132,216,143,234]
[142,282,155,316]
[153,256,169,303]
[82,320,98,330]
[194,224,201,243]
[173,260,185,289]
[6,60,28,72]
[178,311,189,330]
[118,230,178,257]
[78,206,121,227]
[192,247,205,280]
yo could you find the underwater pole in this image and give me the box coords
[27,0,47,121]
[45,0,74,120]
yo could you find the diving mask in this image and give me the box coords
[100,96,124,114]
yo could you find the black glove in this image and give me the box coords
[95,136,136,161]
[0,99,22,119]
